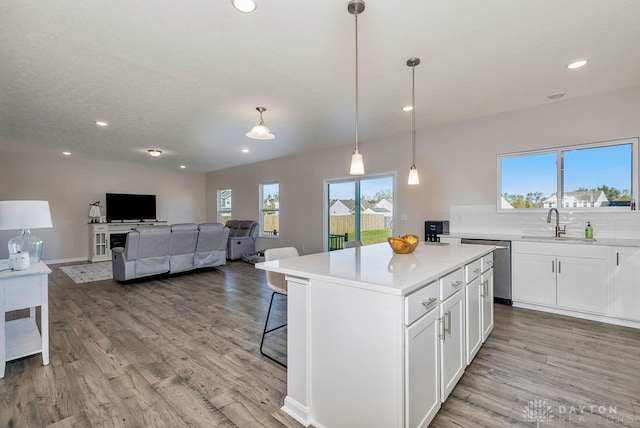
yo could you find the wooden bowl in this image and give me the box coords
[387,234,419,254]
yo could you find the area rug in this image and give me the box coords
[60,262,113,284]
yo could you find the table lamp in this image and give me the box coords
[0,200,53,264]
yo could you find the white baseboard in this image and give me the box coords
[513,301,640,329]
[282,397,311,427]
[44,257,90,265]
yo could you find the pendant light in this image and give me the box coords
[348,0,365,175]
[246,106,275,140]
[407,58,420,185]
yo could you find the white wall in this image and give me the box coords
[206,85,640,254]
[0,151,206,262]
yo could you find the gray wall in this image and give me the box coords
[206,85,640,255]
[0,152,206,262]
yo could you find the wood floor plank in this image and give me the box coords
[2,260,640,427]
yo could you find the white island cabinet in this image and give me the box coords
[256,242,495,428]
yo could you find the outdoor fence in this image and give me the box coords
[330,214,385,234]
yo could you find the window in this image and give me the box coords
[260,182,279,236]
[217,189,232,223]
[499,138,637,210]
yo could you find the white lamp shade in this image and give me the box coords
[246,124,275,140]
[0,200,53,230]
[349,150,365,175]
[408,166,420,185]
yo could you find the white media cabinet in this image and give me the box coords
[88,222,166,262]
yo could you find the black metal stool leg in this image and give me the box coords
[260,291,287,367]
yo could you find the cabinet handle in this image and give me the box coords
[446,310,452,336]
[473,268,481,274]
[483,279,488,297]
[421,297,438,311]
[551,260,555,273]
[617,252,619,266]
[558,260,561,274]
[451,280,463,288]
[486,261,493,268]
[438,317,445,341]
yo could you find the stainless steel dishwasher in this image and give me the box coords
[460,238,512,305]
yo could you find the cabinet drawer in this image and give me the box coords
[93,224,108,232]
[482,252,494,272]
[464,258,482,283]
[405,280,439,326]
[440,268,464,301]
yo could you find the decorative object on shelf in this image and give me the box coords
[148,149,162,157]
[89,201,102,223]
[246,106,275,140]
[387,234,419,254]
[0,200,53,264]
[406,57,421,185]
[348,0,366,175]
[9,251,30,270]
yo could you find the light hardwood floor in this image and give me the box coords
[1,260,639,427]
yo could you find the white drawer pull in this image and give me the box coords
[486,261,493,268]
[451,280,463,288]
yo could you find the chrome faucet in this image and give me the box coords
[547,208,566,238]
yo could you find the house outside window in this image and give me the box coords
[260,182,279,236]
[217,189,232,224]
[499,138,637,210]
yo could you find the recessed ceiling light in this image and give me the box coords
[62,151,71,156]
[180,165,186,169]
[148,149,162,157]
[547,92,566,100]
[402,106,413,112]
[566,59,589,69]
[242,148,249,153]
[231,0,256,13]
[95,120,108,127]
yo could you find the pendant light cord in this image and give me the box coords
[354,12,360,152]
[411,63,416,166]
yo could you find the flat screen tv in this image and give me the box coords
[106,193,157,222]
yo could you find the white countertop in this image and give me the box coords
[445,232,640,247]
[255,242,495,296]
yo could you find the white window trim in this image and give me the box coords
[259,181,280,238]
[497,137,639,212]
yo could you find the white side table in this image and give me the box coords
[0,260,52,379]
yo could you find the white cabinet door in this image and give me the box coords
[612,246,640,321]
[465,276,482,365]
[481,268,494,341]
[512,253,557,306]
[440,290,465,401]
[556,257,608,315]
[405,309,441,428]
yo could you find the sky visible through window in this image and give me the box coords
[502,144,632,197]
[330,177,393,200]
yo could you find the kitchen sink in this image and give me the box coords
[521,235,596,243]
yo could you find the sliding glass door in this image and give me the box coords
[327,174,394,250]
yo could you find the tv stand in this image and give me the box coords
[88,221,167,262]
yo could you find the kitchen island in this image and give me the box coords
[256,242,496,428]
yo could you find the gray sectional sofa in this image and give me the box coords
[112,223,230,282]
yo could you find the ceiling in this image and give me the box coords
[2,1,640,172]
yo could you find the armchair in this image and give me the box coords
[225,220,259,260]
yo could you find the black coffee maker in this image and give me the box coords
[424,220,450,242]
